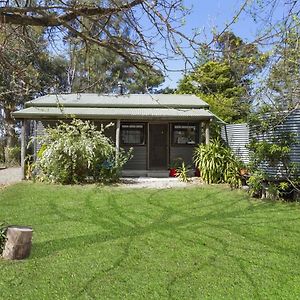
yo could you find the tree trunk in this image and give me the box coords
[3,107,17,148]
[2,226,33,260]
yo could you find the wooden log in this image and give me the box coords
[2,226,33,260]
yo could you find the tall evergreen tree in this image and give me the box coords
[68,43,164,94]
[178,32,267,123]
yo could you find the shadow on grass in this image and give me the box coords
[33,188,300,258]
[31,187,300,298]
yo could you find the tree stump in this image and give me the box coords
[2,226,33,260]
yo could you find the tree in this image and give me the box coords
[178,61,247,123]
[0,26,68,152]
[266,29,300,109]
[155,87,176,94]
[178,32,267,123]
[68,43,164,94]
[215,31,267,89]
[239,1,300,109]
[65,7,165,94]
[241,1,300,197]
[0,1,199,74]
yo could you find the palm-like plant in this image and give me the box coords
[193,139,242,187]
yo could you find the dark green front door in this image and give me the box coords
[149,123,168,169]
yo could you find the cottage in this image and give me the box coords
[13,93,221,177]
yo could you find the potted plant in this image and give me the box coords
[240,167,249,176]
[238,161,249,177]
[169,157,183,177]
[194,167,200,177]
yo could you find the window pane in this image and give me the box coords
[121,124,145,145]
[173,124,196,145]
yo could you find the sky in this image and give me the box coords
[47,0,286,90]
[162,0,267,88]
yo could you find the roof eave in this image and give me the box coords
[13,112,214,121]
[25,103,209,109]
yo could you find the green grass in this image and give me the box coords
[1,183,300,299]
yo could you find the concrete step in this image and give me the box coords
[121,170,169,178]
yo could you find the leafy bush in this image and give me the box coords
[247,132,299,200]
[247,172,293,200]
[247,171,265,197]
[35,119,131,184]
[96,149,132,184]
[247,133,295,169]
[4,146,21,167]
[193,139,242,187]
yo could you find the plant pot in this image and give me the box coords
[194,168,200,177]
[240,168,248,176]
[169,168,177,177]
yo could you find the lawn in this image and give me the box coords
[1,183,300,299]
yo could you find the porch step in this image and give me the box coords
[147,171,170,178]
[121,170,169,178]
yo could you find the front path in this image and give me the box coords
[0,167,22,186]
[119,177,202,189]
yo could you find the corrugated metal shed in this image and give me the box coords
[25,93,209,109]
[251,109,300,178]
[13,106,215,120]
[221,123,250,163]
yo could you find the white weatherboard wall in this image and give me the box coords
[221,123,250,164]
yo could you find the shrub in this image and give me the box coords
[247,133,295,169]
[35,119,131,184]
[4,146,21,167]
[247,171,265,197]
[193,139,242,188]
[247,131,299,200]
[247,172,293,200]
[96,149,132,184]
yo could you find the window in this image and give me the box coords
[121,123,146,145]
[172,123,197,145]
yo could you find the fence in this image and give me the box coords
[221,123,250,164]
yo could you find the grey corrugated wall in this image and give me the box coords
[221,123,250,163]
[250,110,300,178]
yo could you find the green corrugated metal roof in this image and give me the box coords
[13,107,216,120]
[25,93,209,109]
